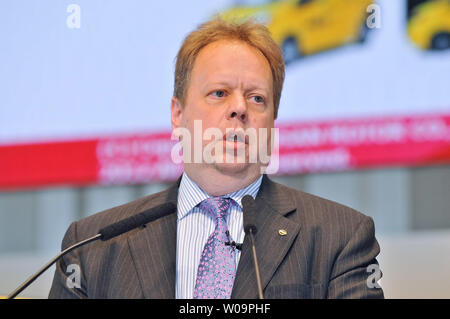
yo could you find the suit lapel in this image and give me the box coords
[125,174,300,299]
[126,179,180,298]
[232,175,301,299]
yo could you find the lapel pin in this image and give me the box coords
[278,229,288,236]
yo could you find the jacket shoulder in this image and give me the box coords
[68,185,174,241]
[269,179,378,264]
[269,178,371,227]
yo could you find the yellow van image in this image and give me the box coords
[408,0,450,50]
[220,0,374,64]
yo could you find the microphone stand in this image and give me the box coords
[7,234,101,299]
[6,201,176,299]
[248,228,264,299]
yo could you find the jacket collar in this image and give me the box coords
[231,174,301,298]
[126,174,300,298]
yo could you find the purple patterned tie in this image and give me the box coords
[193,197,236,299]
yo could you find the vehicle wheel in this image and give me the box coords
[282,37,301,65]
[431,32,450,50]
[358,22,370,43]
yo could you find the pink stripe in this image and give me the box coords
[1,113,449,189]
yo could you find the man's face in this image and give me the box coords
[171,39,275,177]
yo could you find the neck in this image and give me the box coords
[184,164,261,196]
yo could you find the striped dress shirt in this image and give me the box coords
[175,172,263,299]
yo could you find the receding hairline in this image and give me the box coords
[173,16,285,118]
[188,39,274,92]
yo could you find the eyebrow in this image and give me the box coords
[205,81,270,93]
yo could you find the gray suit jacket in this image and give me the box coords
[48,175,384,299]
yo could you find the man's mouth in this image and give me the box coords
[223,131,248,145]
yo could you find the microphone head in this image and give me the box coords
[242,195,257,235]
[99,202,176,241]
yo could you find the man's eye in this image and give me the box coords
[211,90,226,98]
[252,96,265,103]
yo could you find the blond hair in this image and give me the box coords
[173,16,285,119]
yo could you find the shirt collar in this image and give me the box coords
[177,172,263,220]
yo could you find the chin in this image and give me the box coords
[213,161,257,177]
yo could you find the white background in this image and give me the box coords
[0,0,449,145]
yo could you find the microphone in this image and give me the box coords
[225,241,243,251]
[224,230,243,251]
[241,194,264,299]
[242,195,257,235]
[98,202,176,240]
[7,202,176,299]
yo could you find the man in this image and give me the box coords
[49,17,383,299]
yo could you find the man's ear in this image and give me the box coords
[171,96,183,131]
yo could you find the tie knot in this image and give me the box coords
[199,197,232,221]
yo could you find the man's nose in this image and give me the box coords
[228,94,247,122]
